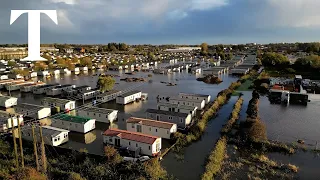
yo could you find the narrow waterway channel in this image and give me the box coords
[161,96,238,180]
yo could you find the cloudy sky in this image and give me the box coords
[2,0,320,44]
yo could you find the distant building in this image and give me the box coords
[40,47,59,52]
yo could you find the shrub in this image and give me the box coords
[248,120,267,141]
[68,172,86,180]
[201,137,227,180]
[104,145,122,164]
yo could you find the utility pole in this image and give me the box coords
[39,126,47,173]
[17,119,24,168]
[11,117,19,168]
[32,125,40,171]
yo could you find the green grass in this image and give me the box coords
[235,79,253,91]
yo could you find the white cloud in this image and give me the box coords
[257,0,320,28]
[190,0,229,11]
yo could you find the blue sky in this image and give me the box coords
[1,0,320,44]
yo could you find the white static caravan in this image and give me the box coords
[157,95,206,110]
[0,95,18,108]
[77,89,100,100]
[14,103,51,119]
[41,97,76,111]
[116,90,142,105]
[98,90,122,103]
[178,93,211,104]
[46,84,76,96]
[33,83,60,94]
[0,74,9,80]
[74,67,80,72]
[74,85,91,93]
[103,128,161,157]
[37,71,50,76]
[80,67,88,71]
[20,82,46,92]
[21,126,69,146]
[77,107,118,123]
[146,109,192,130]
[51,114,95,133]
[30,72,37,78]
[157,103,198,117]
[53,70,60,76]
[0,111,23,132]
[126,117,177,139]
[5,81,34,91]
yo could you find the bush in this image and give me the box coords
[201,137,227,180]
[285,68,296,74]
[68,172,86,180]
[248,120,267,141]
[104,145,122,164]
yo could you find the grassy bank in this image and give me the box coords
[221,96,244,134]
[201,136,227,180]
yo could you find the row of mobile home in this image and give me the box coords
[5,81,34,91]
[0,79,25,89]
[33,83,60,94]
[20,82,46,92]
[46,84,76,96]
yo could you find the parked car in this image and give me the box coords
[123,156,150,162]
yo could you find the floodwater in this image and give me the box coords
[161,96,238,180]
[1,66,238,156]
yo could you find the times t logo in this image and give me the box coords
[10,10,58,61]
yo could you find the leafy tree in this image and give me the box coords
[261,52,290,68]
[34,62,47,71]
[72,57,79,63]
[80,57,92,67]
[144,159,168,179]
[200,43,208,56]
[119,43,128,51]
[7,60,17,67]
[97,76,115,92]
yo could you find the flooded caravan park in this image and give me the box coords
[2,68,320,179]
